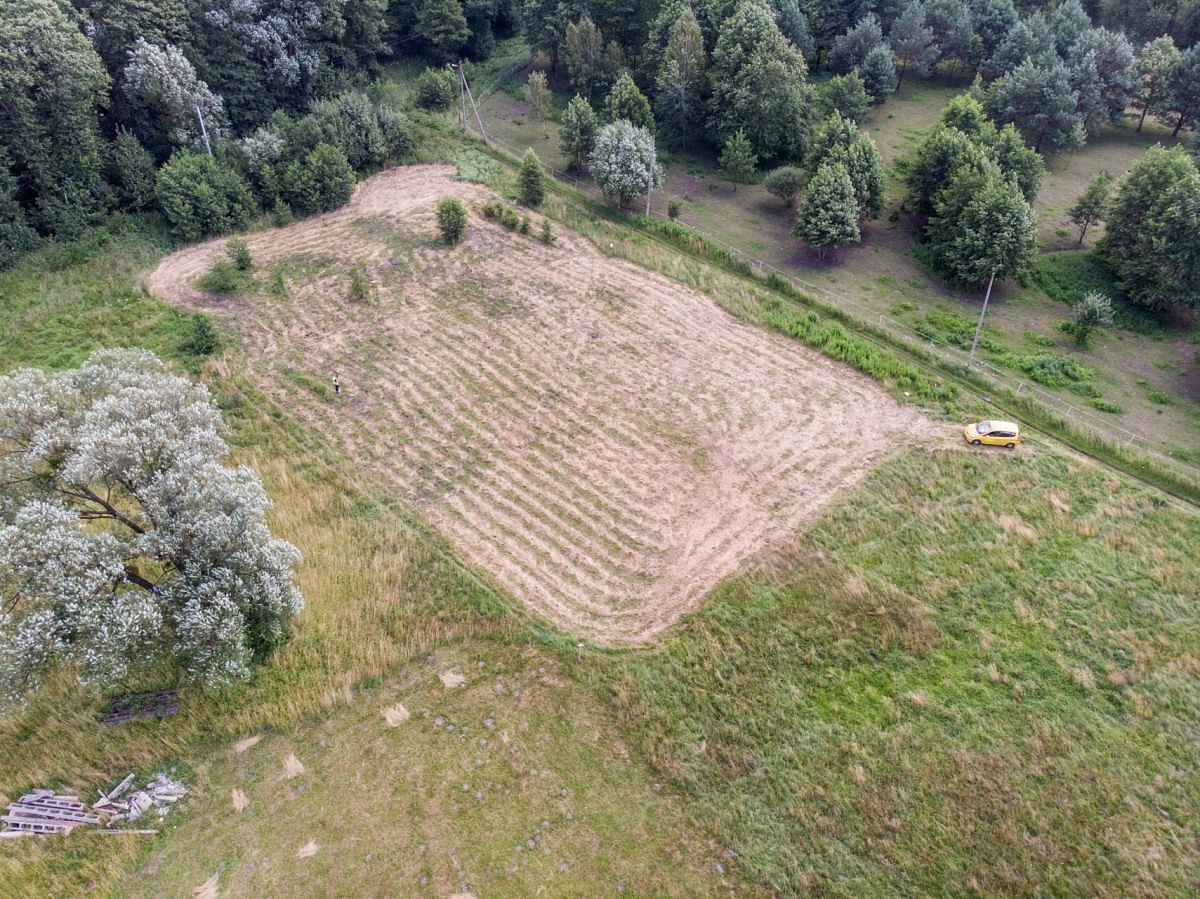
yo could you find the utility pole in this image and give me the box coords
[967,270,997,368]
[194,103,212,157]
[644,135,656,216]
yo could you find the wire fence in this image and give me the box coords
[461,61,1199,480]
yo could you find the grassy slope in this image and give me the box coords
[476,58,1200,451]
[1,136,1198,897]
[579,448,1200,896]
[0,223,728,897]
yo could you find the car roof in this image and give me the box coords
[983,420,1019,431]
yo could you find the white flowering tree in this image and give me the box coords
[122,39,227,152]
[589,120,664,208]
[0,350,302,705]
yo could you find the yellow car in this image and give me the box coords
[964,420,1021,449]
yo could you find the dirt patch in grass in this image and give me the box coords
[114,643,730,898]
[148,165,928,645]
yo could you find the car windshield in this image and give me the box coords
[975,422,990,434]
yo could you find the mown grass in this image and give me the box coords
[4,149,1200,898]
[0,222,722,896]
[578,447,1200,896]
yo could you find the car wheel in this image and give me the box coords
[971,439,981,446]
[1006,442,1015,449]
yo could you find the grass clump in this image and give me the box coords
[347,262,372,302]
[1090,398,1123,413]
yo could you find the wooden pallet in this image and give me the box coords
[102,688,180,724]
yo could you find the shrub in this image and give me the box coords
[309,92,386,171]
[480,200,502,219]
[1017,353,1094,388]
[282,143,356,216]
[518,149,547,207]
[416,67,458,110]
[667,198,681,219]
[182,312,221,356]
[271,197,294,226]
[1146,388,1174,405]
[197,259,243,295]
[226,237,252,272]
[436,197,467,243]
[1090,398,1123,413]
[156,151,255,241]
[500,206,520,230]
[376,105,414,160]
[763,166,805,207]
[540,218,554,244]
[1070,291,1114,347]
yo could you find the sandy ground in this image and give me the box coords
[148,165,929,644]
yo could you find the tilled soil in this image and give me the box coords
[148,165,928,644]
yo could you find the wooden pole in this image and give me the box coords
[967,270,996,368]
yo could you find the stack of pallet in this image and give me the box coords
[1,790,103,837]
[1,772,186,839]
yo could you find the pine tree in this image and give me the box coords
[559,95,600,170]
[805,113,885,220]
[830,14,886,74]
[793,161,860,256]
[889,2,939,87]
[1070,291,1114,346]
[1098,145,1200,311]
[1068,171,1113,245]
[605,71,655,131]
[763,166,805,206]
[720,129,758,186]
[518,148,548,207]
[988,59,1084,153]
[860,45,899,102]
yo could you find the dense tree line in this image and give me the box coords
[3,0,1200,269]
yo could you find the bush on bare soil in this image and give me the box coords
[436,197,467,244]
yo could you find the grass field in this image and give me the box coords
[1,122,1199,898]
[473,53,1200,453]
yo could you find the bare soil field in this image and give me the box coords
[148,165,926,643]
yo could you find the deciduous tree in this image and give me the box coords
[589,120,662,207]
[763,165,805,205]
[655,7,708,146]
[1068,170,1112,245]
[815,72,872,124]
[525,70,551,121]
[0,349,303,703]
[1133,35,1182,131]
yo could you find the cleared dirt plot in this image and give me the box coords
[148,165,926,643]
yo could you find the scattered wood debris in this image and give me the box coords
[102,689,180,724]
[2,772,187,838]
[233,734,262,754]
[193,873,220,899]
[231,788,248,812]
[440,669,466,689]
[296,839,319,859]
